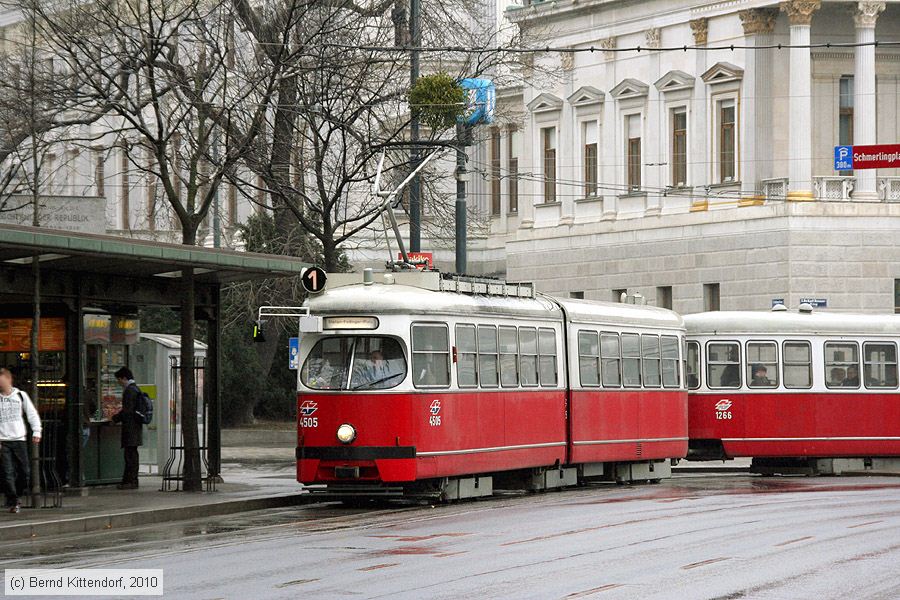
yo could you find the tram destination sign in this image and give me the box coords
[834,144,900,171]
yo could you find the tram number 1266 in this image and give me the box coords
[715,411,732,420]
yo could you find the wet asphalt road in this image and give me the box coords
[3,475,900,600]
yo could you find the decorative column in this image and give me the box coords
[781,0,820,200]
[690,19,708,210]
[853,2,885,201]
[739,8,779,204]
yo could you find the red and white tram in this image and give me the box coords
[292,271,687,499]
[685,306,900,473]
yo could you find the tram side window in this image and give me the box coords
[478,325,499,388]
[621,333,641,388]
[863,342,898,389]
[538,328,558,387]
[641,335,661,388]
[825,342,860,389]
[600,333,621,387]
[707,342,741,389]
[411,324,450,388]
[456,324,478,388]
[747,341,778,388]
[686,341,700,389]
[661,336,680,388]
[578,330,600,387]
[519,328,539,387]
[783,341,812,389]
[499,326,520,387]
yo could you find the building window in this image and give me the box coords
[895,279,900,314]
[612,288,626,303]
[507,127,519,214]
[626,114,641,192]
[656,286,673,310]
[671,109,687,187]
[119,147,130,230]
[94,149,105,197]
[227,184,238,227]
[839,75,854,176]
[718,100,736,183]
[490,127,501,216]
[583,121,598,197]
[570,291,584,299]
[703,283,720,312]
[542,126,556,203]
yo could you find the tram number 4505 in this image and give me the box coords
[300,417,318,428]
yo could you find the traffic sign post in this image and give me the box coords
[834,144,900,171]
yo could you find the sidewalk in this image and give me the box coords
[0,462,309,542]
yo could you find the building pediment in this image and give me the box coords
[527,92,564,113]
[654,70,696,93]
[567,86,605,107]
[610,78,649,100]
[701,61,744,84]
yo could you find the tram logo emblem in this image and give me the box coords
[714,399,732,412]
[299,400,319,417]
[429,400,442,415]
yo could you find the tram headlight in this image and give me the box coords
[336,423,357,444]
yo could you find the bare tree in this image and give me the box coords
[13,0,289,490]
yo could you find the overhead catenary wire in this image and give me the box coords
[311,39,900,54]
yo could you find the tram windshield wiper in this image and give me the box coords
[351,372,404,390]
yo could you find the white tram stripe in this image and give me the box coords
[723,436,900,442]
[572,437,688,446]
[416,441,566,457]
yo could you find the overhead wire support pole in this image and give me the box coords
[455,122,468,274]
[408,0,421,253]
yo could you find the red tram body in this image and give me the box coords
[685,309,900,472]
[293,272,688,499]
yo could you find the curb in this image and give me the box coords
[1,492,317,542]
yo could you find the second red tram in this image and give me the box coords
[292,272,688,499]
[685,307,900,473]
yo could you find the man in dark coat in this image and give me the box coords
[112,367,143,489]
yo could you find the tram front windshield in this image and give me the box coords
[301,336,407,390]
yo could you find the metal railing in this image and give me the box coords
[162,356,214,492]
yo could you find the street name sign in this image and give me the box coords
[834,144,900,171]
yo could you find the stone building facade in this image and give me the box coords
[480,0,900,313]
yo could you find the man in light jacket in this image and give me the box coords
[0,368,42,513]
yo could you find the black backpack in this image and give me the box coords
[133,385,153,425]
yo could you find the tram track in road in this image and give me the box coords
[3,475,897,566]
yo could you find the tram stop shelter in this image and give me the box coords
[0,223,309,493]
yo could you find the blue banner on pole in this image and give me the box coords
[460,78,496,126]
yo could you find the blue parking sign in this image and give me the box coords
[289,337,299,370]
[834,145,853,171]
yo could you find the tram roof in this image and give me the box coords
[684,310,900,336]
[557,298,684,329]
[307,282,684,328]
